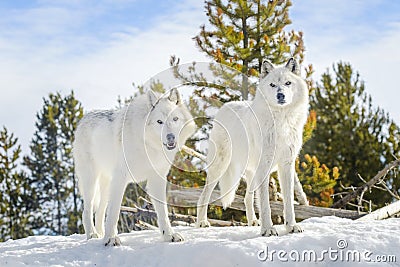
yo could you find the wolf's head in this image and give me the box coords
[146,88,196,152]
[258,58,308,109]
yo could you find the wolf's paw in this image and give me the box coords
[90,233,100,239]
[261,226,279,237]
[287,224,303,234]
[298,199,309,206]
[104,236,122,247]
[163,232,185,242]
[196,220,211,228]
[248,219,261,226]
[86,232,100,240]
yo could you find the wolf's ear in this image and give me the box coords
[168,88,181,105]
[285,58,300,76]
[147,90,158,107]
[260,60,275,79]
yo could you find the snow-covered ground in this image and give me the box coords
[1,216,399,267]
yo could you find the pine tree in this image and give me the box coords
[303,62,400,208]
[24,91,83,235]
[59,92,84,234]
[194,0,305,99]
[0,127,33,241]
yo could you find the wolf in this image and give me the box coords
[196,58,308,236]
[73,88,196,246]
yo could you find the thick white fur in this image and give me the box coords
[73,89,196,246]
[196,58,308,236]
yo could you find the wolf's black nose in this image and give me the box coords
[277,93,285,102]
[167,133,175,142]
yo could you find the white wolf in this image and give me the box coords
[197,58,308,236]
[73,88,196,246]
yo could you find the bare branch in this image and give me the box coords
[331,159,400,209]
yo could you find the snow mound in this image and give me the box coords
[1,216,399,266]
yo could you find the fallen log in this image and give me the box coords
[120,205,245,227]
[357,200,400,221]
[120,188,365,231]
[167,187,365,220]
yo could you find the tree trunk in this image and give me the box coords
[241,12,249,99]
[55,179,62,235]
[72,170,79,233]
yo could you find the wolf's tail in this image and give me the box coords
[219,172,241,209]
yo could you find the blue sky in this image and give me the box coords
[0,0,399,153]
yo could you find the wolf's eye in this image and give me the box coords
[285,81,291,86]
[270,83,276,88]
[173,116,179,121]
[157,120,163,124]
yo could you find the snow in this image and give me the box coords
[1,216,399,267]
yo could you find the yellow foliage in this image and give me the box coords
[217,7,223,16]
[296,154,338,207]
[248,68,258,76]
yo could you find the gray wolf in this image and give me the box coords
[196,58,308,236]
[73,89,196,246]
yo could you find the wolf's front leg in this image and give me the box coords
[278,162,303,234]
[259,177,278,236]
[147,178,184,242]
[103,178,127,246]
[251,161,277,236]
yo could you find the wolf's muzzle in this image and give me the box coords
[164,133,176,150]
[277,93,286,104]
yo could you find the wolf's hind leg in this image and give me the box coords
[244,170,260,226]
[78,168,100,240]
[196,160,230,228]
[103,172,127,246]
[94,176,109,237]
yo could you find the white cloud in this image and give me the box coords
[290,0,400,123]
[0,0,208,152]
[347,23,400,120]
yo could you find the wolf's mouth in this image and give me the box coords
[164,142,177,150]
